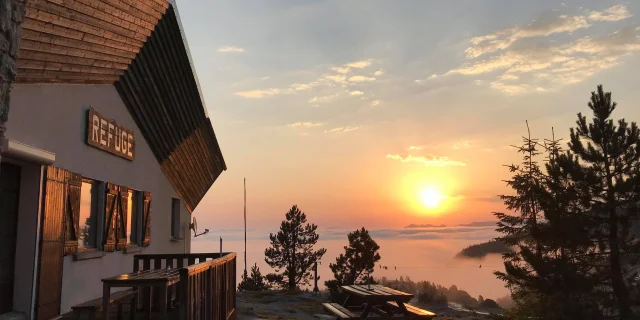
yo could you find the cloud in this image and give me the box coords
[309,94,339,104]
[489,82,547,95]
[466,13,590,58]
[326,74,347,84]
[443,15,640,95]
[588,5,632,22]
[371,100,382,106]
[346,60,373,68]
[428,74,438,80]
[349,91,364,96]
[235,79,321,99]
[325,126,361,133]
[331,66,351,74]
[457,221,497,228]
[374,70,384,76]
[405,224,447,228]
[349,75,376,82]
[217,46,245,53]
[287,122,323,128]
[498,73,519,81]
[386,154,467,167]
[292,83,312,91]
[452,140,471,150]
[408,146,424,151]
[235,88,280,98]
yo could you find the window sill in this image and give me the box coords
[124,245,144,254]
[74,250,105,261]
[170,237,184,242]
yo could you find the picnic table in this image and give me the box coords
[102,268,180,320]
[323,284,436,319]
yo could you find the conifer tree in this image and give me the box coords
[325,227,381,293]
[264,205,327,291]
[550,85,640,319]
[238,263,270,291]
[494,123,601,319]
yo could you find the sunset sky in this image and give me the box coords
[176,0,640,233]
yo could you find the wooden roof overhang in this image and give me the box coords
[15,0,226,213]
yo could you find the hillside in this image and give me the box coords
[455,240,513,259]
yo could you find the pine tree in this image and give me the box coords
[494,123,601,319]
[264,205,327,291]
[238,263,270,291]
[325,227,381,293]
[551,85,640,319]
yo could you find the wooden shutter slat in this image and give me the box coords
[37,166,67,320]
[64,172,82,255]
[142,191,152,247]
[116,186,129,251]
[103,183,118,252]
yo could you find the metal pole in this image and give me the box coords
[220,236,222,256]
[244,177,247,275]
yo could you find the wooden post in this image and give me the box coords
[313,261,319,293]
[244,177,247,275]
[220,237,222,257]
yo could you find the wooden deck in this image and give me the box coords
[64,253,237,320]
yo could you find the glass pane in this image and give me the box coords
[127,190,134,244]
[78,182,95,249]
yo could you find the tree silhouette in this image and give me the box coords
[494,121,600,318]
[264,205,326,291]
[550,85,640,318]
[325,227,381,293]
[238,263,270,291]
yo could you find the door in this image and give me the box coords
[36,167,67,320]
[0,162,22,314]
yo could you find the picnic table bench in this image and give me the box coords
[323,285,436,319]
[102,268,181,320]
[71,289,136,320]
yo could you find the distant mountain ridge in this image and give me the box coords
[405,224,446,228]
[455,240,513,259]
[405,221,497,228]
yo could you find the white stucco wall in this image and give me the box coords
[7,84,193,314]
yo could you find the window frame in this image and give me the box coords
[171,198,181,239]
[73,178,106,261]
[71,175,151,259]
[126,189,144,247]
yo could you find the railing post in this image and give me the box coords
[179,268,188,320]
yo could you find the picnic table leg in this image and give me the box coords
[102,284,110,320]
[143,287,151,320]
[396,301,410,317]
[342,294,351,308]
[361,303,374,318]
[158,286,168,320]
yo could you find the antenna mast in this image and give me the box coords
[244,177,247,275]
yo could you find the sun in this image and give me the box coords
[419,188,444,209]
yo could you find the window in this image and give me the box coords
[171,198,181,238]
[78,180,98,250]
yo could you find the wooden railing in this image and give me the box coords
[133,253,226,272]
[131,253,236,320]
[179,253,237,320]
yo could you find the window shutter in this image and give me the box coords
[142,192,152,247]
[103,183,118,252]
[116,186,129,251]
[63,172,82,255]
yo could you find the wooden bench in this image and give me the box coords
[71,289,137,320]
[386,301,436,319]
[322,303,360,319]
